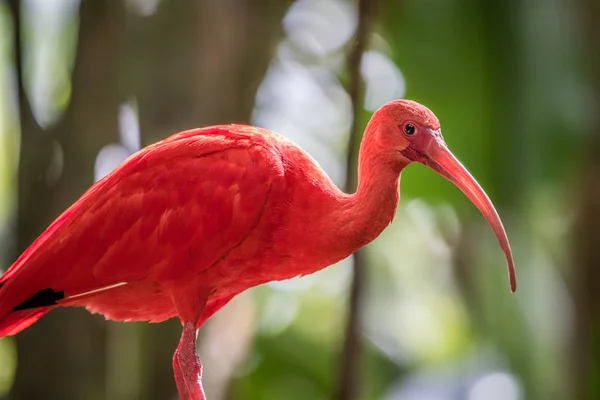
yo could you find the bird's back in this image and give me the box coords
[0,124,328,333]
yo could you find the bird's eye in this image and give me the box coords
[403,123,416,136]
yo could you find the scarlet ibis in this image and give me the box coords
[0,100,515,399]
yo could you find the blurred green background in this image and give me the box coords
[0,0,598,399]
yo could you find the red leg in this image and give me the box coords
[172,348,189,399]
[167,283,210,400]
[173,322,205,399]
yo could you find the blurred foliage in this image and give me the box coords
[0,0,597,399]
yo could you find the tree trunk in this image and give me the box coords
[109,1,292,399]
[572,0,600,398]
[9,1,124,399]
[336,0,379,399]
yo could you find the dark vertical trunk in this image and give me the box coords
[572,145,600,400]
[126,0,292,145]
[572,0,600,398]
[9,1,124,399]
[110,1,292,399]
[336,1,378,399]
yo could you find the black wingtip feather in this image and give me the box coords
[11,288,64,311]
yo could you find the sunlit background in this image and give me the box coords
[0,0,598,399]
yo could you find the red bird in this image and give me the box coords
[0,100,516,399]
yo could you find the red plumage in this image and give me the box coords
[0,100,515,399]
[0,124,321,328]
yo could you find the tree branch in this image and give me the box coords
[336,0,378,399]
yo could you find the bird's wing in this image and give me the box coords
[0,127,285,312]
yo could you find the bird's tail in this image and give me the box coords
[0,277,55,337]
[0,307,52,337]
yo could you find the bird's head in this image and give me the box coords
[370,99,516,292]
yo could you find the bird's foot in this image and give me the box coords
[173,322,206,400]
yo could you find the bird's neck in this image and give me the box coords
[333,126,407,254]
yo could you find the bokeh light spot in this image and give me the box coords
[283,0,356,56]
[94,144,130,182]
[467,372,521,400]
[361,50,406,112]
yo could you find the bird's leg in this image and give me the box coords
[172,348,188,398]
[173,321,205,400]
[168,282,209,400]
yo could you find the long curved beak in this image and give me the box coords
[423,139,517,292]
